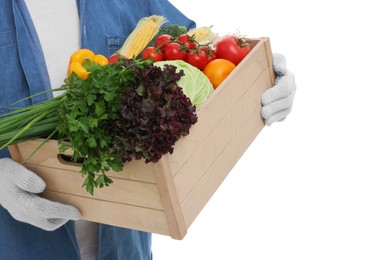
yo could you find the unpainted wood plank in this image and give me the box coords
[153,157,187,239]
[43,190,170,236]
[181,104,267,227]
[173,54,270,202]
[13,139,156,183]
[24,164,163,209]
[167,39,269,176]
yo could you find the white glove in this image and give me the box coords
[261,53,297,126]
[0,158,80,231]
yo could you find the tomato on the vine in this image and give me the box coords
[199,45,216,63]
[154,34,172,51]
[185,49,208,70]
[163,42,187,61]
[142,46,163,62]
[215,36,251,65]
[178,34,197,50]
[107,53,126,64]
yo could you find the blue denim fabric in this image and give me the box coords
[77,0,196,57]
[0,0,52,114]
[0,0,195,259]
[98,225,153,260]
[0,205,81,260]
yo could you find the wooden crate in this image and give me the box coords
[9,37,275,240]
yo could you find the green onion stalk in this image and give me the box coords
[0,88,65,150]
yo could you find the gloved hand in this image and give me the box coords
[261,53,297,126]
[0,158,81,231]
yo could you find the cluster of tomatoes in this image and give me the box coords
[142,34,252,89]
[142,33,215,70]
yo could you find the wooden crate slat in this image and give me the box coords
[167,38,269,176]
[181,76,271,226]
[23,164,164,210]
[43,190,170,235]
[173,53,271,202]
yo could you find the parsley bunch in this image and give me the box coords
[57,59,197,195]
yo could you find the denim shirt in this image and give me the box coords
[0,0,195,259]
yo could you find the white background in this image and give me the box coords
[152,1,390,259]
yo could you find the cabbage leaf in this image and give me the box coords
[154,60,214,107]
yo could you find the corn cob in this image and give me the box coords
[117,15,166,59]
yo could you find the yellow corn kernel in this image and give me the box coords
[118,15,166,59]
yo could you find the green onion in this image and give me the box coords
[0,91,65,150]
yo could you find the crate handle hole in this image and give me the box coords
[57,153,84,166]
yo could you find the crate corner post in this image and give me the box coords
[153,156,188,240]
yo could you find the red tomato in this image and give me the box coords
[163,42,187,60]
[215,36,251,65]
[141,47,163,62]
[185,50,208,70]
[178,34,197,50]
[154,34,172,51]
[199,45,216,63]
[107,53,126,64]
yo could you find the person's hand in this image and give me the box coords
[261,53,297,126]
[0,158,80,231]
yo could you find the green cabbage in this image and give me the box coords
[154,60,214,107]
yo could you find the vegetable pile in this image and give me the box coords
[141,27,252,89]
[0,15,254,195]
